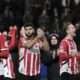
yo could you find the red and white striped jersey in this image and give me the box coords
[0,33,9,75]
[2,29,17,78]
[18,36,42,76]
[2,54,15,78]
[59,39,80,75]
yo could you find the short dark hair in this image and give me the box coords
[24,23,35,29]
[63,22,72,31]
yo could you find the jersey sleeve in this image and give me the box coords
[19,37,28,47]
[59,40,72,62]
[0,35,8,51]
[0,34,9,58]
[8,29,17,50]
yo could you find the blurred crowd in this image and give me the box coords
[0,0,80,30]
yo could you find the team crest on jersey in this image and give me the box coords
[5,41,8,47]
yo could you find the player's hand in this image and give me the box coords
[20,26,25,37]
[9,25,17,30]
[9,26,13,30]
[13,25,17,30]
[3,31,8,36]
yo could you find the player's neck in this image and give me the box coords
[65,34,73,41]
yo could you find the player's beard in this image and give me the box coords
[26,32,33,38]
[26,31,36,38]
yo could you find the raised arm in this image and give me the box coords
[0,34,9,58]
[8,26,17,50]
[23,36,39,48]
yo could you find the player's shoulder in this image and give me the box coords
[61,38,69,45]
[0,33,5,38]
[20,36,27,41]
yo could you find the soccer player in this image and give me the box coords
[18,23,49,80]
[2,26,17,80]
[59,22,80,80]
[0,30,9,79]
